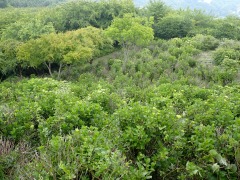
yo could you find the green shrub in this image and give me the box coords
[213,48,240,65]
[15,127,154,179]
[191,34,220,51]
[213,39,240,65]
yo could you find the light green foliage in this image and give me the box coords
[0,76,240,179]
[1,18,55,41]
[215,57,240,85]
[0,78,155,179]
[0,77,124,143]
[17,26,112,78]
[191,34,219,51]
[105,13,154,70]
[186,161,202,177]
[0,78,68,143]
[213,39,240,65]
[106,13,154,47]
[0,8,43,37]
[16,127,153,179]
[0,40,21,75]
[167,38,200,58]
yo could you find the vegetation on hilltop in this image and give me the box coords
[0,0,68,8]
[0,0,240,179]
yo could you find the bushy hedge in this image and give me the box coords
[0,77,240,179]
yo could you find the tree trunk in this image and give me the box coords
[57,63,63,80]
[44,62,53,77]
[18,65,23,79]
[123,44,130,74]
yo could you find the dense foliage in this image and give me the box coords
[0,0,240,179]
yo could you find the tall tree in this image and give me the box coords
[1,18,55,41]
[105,13,154,71]
[0,39,21,76]
[213,16,240,40]
[155,13,193,39]
[17,26,112,78]
[145,0,170,39]
[44,0,135,32]
[0,8,42,37]
[146,0,169,23]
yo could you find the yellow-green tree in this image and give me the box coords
[0,39,21,76]
[105,14,154,70]
[17,26,112,78]
[1,18,55,42]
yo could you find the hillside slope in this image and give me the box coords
[134,0,240,17]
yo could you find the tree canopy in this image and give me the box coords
[17,26,112,78]
[105,13,154,47]
[1,18,55,41]
[154,13,193,39]
[105,13,154,70]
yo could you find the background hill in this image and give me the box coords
[134,0,240,17]
[2,0,240,17]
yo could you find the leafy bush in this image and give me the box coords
[15,127,154,179]
[0,78,76,143]
[155,14,193,39]
[213,39,240,65]
[191,34,220,51]
[168,38,200,58]
[213,48,240,65]
[0,77,240,179]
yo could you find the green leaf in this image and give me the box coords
[211,163,220,173]
[216,156,228,166]
[209,149,218,157]
[235,148,240,164]
[186,161,200,176]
